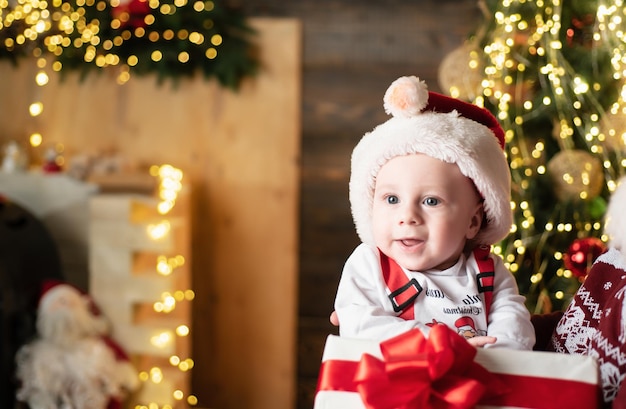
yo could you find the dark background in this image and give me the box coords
[234,1,483,407]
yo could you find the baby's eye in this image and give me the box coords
[386,195,399,204]
[423,197,440,206]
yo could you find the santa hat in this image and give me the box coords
[39,280,105,317]
[37,280,110,342]
[454,316,477,331]
[605,176,626,253]
[349,76,512,247]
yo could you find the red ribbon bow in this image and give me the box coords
[318,324,509,409]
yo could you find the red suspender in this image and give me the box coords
[379,251,422,320]
[380,246,495,321]
[473,245,495,322]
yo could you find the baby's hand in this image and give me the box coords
[466,336,497,347]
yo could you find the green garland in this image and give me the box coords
[0,0,258,89]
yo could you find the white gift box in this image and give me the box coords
[314,328,600,409]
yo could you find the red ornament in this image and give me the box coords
[566,14,595,48]
[564,237,607,279]
[111,0,150,29]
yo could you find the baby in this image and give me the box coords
[333,76,535,350]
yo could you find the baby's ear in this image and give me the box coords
[467,203,485,239]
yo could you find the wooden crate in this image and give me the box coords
[89,189,192,408]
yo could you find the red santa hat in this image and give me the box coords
[454,316,477,331]
[37,279,109,341]
[349,76,511,247]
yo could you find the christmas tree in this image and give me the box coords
[0,0,258,88]
[439,0,626,313]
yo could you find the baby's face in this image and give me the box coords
[371,154,483,271]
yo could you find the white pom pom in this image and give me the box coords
[606,176,626,252]
[383,76,429,118]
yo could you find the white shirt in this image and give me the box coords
[334,243,535,350]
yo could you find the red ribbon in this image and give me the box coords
[318,325,508,409]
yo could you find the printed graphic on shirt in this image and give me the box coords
[425,319,444,327]
[420,284,487,338]
[454,316,487,339]
[438,291,485,321]
[425,288,446,299]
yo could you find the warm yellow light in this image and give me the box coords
[162,177,183,191]
[163,293,176,309]
[117,70,131,85]
[149,367,164,383]
[30,132,43,147]
[150,331,173,348]
[160,189,178,201]
[205,47,217,59]
[210,33,222,46]
[157,257,174,276]
[157,200,174,214]
[159,164,182,179]
[153,292,176,313]
[35,71,49,86]
[147,221,170,239]
[176,325,190,336]
[177,358,194,371]
[29,101,44,116]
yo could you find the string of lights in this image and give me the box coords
[139,163,196,409]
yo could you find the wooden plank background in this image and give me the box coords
[0,18,301,409]
[233,1,484,407]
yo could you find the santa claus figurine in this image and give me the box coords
[15,280,139,409]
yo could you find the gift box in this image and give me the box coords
[315,325,600,409]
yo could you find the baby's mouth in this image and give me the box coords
[399,238,422,247]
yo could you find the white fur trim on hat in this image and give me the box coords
[605,176,626,252]
[349,76,512,247]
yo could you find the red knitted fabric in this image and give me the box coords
[550,247,626,408]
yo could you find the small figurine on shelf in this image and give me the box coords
[42,145,63,173]
[15,280,139,409]
[1,141,28,173]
